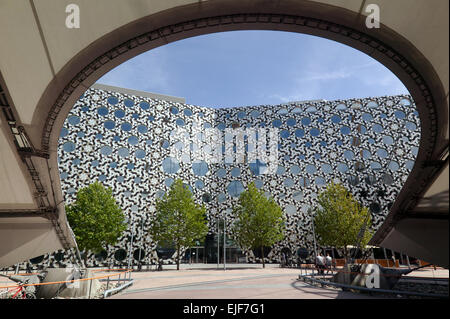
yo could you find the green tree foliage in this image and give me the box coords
[231,182,285,268]
[150,179,208,270]
[66,181,127,262]
[313,182,372,260]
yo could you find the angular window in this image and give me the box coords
[107,96,118,105]
[405,121,417,131]
[293,190,303,201]
[68,115,80,126]
[170,106,179,114]
[250,110,260,118]
[331,115,341,124]
[340,126,351,135]
[230,167,240,177]
[283,178,294,188]
[97,107,108,116]
[306,106,317,113]
[365,175,377,185]
[362,113,373,122]
[121,122,132,132]
[162,157,180,174]
[337,163,348,173]
[295,129,305,138]
[290,165,301,175]
[376,148,388,159]
[286,118,296,126]
[62,142,76,152]
[249,159,267,176]
[301,117,311,126]
[367,101,378,108]
[321,164,332,174]
[128,136,139,145]
[118,147,130,158]
[192,160,209,176]
[400,98,411,107]
[137,125,148,134]
[272,119,282,128]
[347,175,359,186]
[394,110,406,119]
[139,101,150,110]
[372,123,383,133]
[306,164,317,174]
[135,149,146,159]
[310,128,320,137]
[315,177,326,185]
[280,130,290,139]
[382,135,394,145]
[343,150,354,160]
[99,145,112,156]
[336,103,347,111]
[124,98,134,108]
[227,180,245,197]
[194,180,205,189]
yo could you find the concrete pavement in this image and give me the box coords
[108,264,440,299]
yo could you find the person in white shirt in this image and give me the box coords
[315,253,325,274]
[325,254,333,273]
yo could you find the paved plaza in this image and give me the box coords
[1,264,447,299]
[104,264,448,299]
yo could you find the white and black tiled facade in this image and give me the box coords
[32,85,420,268]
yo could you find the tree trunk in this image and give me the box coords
[83,251,88,269]
[261,246,265,269]
[177,245,180,270]
[343,247,349,265]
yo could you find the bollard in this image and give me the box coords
[88,277,93,299]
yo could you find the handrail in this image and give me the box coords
[103,279,134,298]
[298,272,448,298]
[0,269,132,290]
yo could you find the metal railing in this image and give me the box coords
[297,266,448,299]
[0,268,133,299]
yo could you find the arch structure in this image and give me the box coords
[32,84,421,268]
[0,0,448,268]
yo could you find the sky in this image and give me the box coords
[97,30,409,108]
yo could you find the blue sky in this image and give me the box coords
[97,30,409,108]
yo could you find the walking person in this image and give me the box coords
[280,252,286,268]
[315,253,325,274]
[325,253,333,274]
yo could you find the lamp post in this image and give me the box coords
[223,215,226,271]
[308,207,318,259]
[126,216,135,274]
[217,217,220,269]
[138,216,144,271]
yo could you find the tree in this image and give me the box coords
[313,182,372,262]
[149,179,208,270]
[66,181,127,265]
[231,182,285,268]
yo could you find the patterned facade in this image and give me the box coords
[32,85,420,267]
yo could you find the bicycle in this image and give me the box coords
[0,282,36,299]
[0,273,43,299]
[10,283,36,299]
